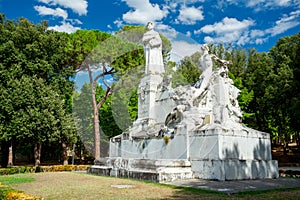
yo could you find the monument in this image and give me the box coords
[88,22,279,182]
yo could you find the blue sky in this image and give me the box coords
[1,0,300,56]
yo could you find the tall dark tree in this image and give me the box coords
[268,32,300,151]
[70,29,145,158]
[0,15,77,166]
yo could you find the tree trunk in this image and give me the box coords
[92,89,101,159]
[87,64,101,158]
[7,142,13,167]
[34,143,42,166]
[62,142,68,165]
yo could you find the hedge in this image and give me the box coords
[0,165,90,175]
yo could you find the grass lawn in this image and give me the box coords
[0,172,300,199]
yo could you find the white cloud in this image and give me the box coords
[255,38,268,44]
[37,0,88,15]
[215,0,299,12]
[48,21,80,33]
[167,0,203,5]
[195,17,255,45]
[250,10,300,44]
[265,11,300,36]
[198,17,255,35]
[37,0,51,3]
[198,11,299,46]
[121,0,168,24]
[256,0,292,8]
[67,18,82,25]
[267,21,300,36]
[171,40,201,62]
[250,29,265,38]
[186,31,191,37]
[114,19,123,28]
[156,23,178,39]
[34,5,68,19]
[177,6,204,25]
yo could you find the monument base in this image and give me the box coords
[88,158,193,182]
[188,124,279,180]
[191,159,278,181]
[88,124,278,182]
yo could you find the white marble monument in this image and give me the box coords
[88,23,278,182]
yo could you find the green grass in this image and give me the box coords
[0,174,35,185]
[1,172,300,199]
[233,187,300,199]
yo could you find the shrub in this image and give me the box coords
[0,165,90,175]
[6,191,43,200]
[0,182,42,200]
[0,184,14,199]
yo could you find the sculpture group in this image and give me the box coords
[89,22,278,182]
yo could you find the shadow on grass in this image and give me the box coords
[143,181,230,199]
[144,180,300,200]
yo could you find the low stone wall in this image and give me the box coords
[89,158,193,182]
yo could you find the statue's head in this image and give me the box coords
[146,22,154,30]
[201,44,209,52]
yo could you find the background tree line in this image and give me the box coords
[0,13,299,167]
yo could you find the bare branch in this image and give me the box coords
[93,65,115,83]
[101,71,111,90]
[97,87,112,110]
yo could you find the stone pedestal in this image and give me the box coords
[129,74,175,138]
[89,158,193,183]
[189,125,279,180]
[137,74,163,122]
[89,122,278,182]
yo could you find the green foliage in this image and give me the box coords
[0,185,20,200]
[72,83,95,153]
[0,14,78,164]
[0,167,34,175]
[97,85,123,138]
[67,30,111,68]
[238,33,300,150]
[0,165,90,175]
[228,73,254,122]
[175,52,201,85]
[111,65,144,133]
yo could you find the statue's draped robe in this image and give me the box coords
[142,30,164,74]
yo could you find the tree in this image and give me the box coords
[241,32,300,152]
[70,29,145,158]
[0,15,77,166]
[268,32,300,151]
[73,83,96,155]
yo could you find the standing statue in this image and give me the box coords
[199,44,214,71]
[142,22,164,74]
[196,44,214,92]
[196,44,232,94]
